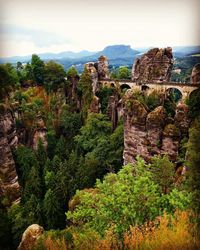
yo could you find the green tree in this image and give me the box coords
[60,108,82,151]
[43,189,63,229]
[150,155,174,194]
[66,66,79,78]
[31,54,45,85]
[67,158,160,237]
[187,116,200,215]
[24,62,34,82]
[117,66,131,79]
[8,204,28,247]
[188,89,200,119]
[77,67,93,120]
[0,64,19,99]
[14,145,39,187]
[67,157,191,237]
[0,199,13,249]
[44,60,66,92]
[75,113,112,153]
[96,87,114,114]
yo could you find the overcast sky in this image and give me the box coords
[0,0,200,57]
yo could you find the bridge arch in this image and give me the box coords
[120,83,131,92]
[188,88,200,100]
[165,87,183,102]
[141,85,150,91]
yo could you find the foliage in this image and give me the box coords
[67,156,192,238]
[67,159,159,236]
[123,210,199,250]
[127,90,161,111]
[43,189,64,229]
[31,54,45,85]
[0,199,13,249]
[8,203,28,247]
[44,60,66,92]
[111,66,131,79]
[77,67,93,120]
[163,94,176,117]
[187,116,200,216]
[14,145,39,187]
[187,88,200,119]
[150,155,174,194]
[0,63,19,99]
[117,66,131,79]
[96,87,114,114]
[66,66,79,78]
[60,107,82,151]
[75,113,112,153]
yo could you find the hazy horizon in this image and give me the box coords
[0,0,200,58]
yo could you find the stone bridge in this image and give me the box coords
[99,78,199,99]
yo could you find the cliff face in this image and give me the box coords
[132,47,173,83]
[85,62,99,94]
[32,116,47,151]
[123,91,189,164]
[191,63,200,85]
[86,55,110,95]
[18,224,44,250]
[97,55,109,79]
[0,105,20,202]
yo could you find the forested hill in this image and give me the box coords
[0,51,200,249]
[1,45,200,72]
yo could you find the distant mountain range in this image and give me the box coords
[0,44,200,71]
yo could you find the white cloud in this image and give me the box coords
[0,0,199,57]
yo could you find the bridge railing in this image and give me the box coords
[99,78,199,87]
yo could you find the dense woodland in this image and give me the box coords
[0,54,200,249]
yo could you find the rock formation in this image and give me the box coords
[174,102,190,135]
[191,63,200,84]
[18,224,44,250]
[32,115,47,151]
[85,56,110,95]
[97,55,110,79]
[132,47,173,83]
[0,105,20,203]
[65,73,80,111]
[85,62,99,94]
[89,95,101,113]
[146,106,166,156]
[161,124,180,162]
[122,90,189,164]
[107,94,120,131]
[123,95,149,164]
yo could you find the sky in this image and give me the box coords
[0,0,200,57]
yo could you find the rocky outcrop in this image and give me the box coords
[123,91,189,164]
[85,62,99,94]
[32,115,47,150]
[97,55,109,79]
[107,94,120,131]
[146,106,166,156]
[161,124,180,161]
[191,63,200,84]
[123,96,149,164]
[85,56,110,95]
[65,74,80,111]
[132,47,173,83]
[174,102,190,135]
[89,95,101,113]
[0,105,20,203]
[18,224,44,250]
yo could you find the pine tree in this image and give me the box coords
[43,189,64,229]
[187,116,200,215]
[77,67,93,120]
